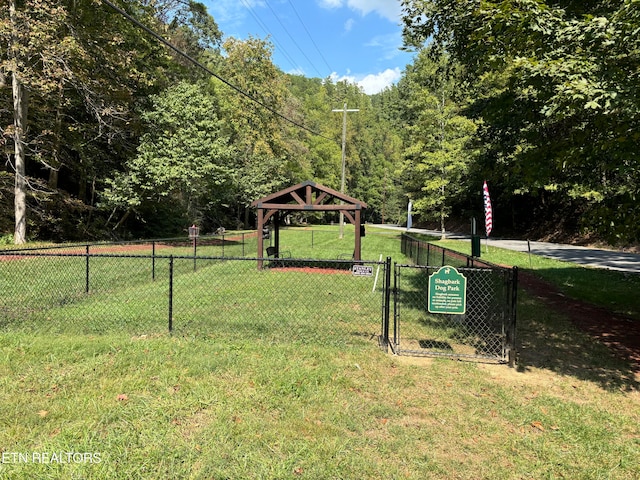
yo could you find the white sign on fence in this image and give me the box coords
[352,265,373,277]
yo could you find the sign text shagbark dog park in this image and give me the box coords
[428,266,467,315]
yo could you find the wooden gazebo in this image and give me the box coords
[251,181,367,268]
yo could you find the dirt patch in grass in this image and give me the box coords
[518,270,640,378]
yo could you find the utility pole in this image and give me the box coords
[332,102,359,238]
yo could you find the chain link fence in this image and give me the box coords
[0,244,388,349]
[0,232,517,363]
[393,234,518,364]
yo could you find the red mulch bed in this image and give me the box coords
[518,270,640,375]
[271,266,351,275]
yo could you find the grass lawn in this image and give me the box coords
[421,235,640,321]
[0,227,638,479]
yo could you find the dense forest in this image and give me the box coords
[1,0,638,245]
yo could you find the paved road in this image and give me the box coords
[374,225,640,274]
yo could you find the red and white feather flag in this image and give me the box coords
[483,181,493,237]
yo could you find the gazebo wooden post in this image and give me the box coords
[256,207,265,270]
[274,211,280,258]
[354,207,362,261]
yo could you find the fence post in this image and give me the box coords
[381,256,392,351]
[152,241,156,280]
[193,237,197,272]
[85,244,90,294]
[168,256,174,333]
[393,264,400,349]
[507,266,518,367]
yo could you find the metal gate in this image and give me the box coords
[388,261,517,365]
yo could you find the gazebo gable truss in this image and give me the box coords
[252,181,367,265]
[254,181,366,221]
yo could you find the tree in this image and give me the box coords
[399,49,477,236]
[102,81,237,235]
[2,0,66,243]
[218,36,291,226]
[401,0,640,242]
[1,0,221,241]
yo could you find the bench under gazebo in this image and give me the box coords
[252,181,367,269]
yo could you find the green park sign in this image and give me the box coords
[428,266,467,315]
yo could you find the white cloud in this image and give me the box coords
[365,32,405,60]
[318,0,402,22]
[344,18,355,32]
[347,0,402,22]
[330,67,402,95]
[357,68,402,94]
[319,0,343,8]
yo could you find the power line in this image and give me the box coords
[285,0,334,75]
[263,0,325,78]
[237,0,301,73]
[99,0,333,141]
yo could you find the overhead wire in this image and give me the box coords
[99,0,334,141]
[237,0,301,74]
[262,0,325,78]
[285,0,335,76]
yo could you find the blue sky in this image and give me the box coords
[202,0,416,94]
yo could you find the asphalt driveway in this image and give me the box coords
[375,225,640,273]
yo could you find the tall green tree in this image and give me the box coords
[283,75,341,189]
[399,50,477,235]
[1,0,161,241]
[401,0,640,242]
[284,75,406,224]
[218,36,291,226]
[103,81,236,235]
[1,0,220,241]
[2,0,68,243]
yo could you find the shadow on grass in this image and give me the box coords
[530,266,640,320]
[515,292,639,392]
[394,261,640,390]
[394,265,511,360]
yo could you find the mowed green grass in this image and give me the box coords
[0,227,638,479]
[0,227,394,337]
[424,235,640,321]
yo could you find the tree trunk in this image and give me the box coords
[10,0,27,245]
[48,80,65,189]
[12,77,27,244]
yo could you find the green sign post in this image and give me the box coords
[428,266,467,315]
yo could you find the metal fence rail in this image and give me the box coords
[0,232,517,364]
[0,250,389,349]
[0,232,260,260]
[401,233,499,269]
[395,234,518,364]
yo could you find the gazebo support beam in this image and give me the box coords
[252,181,368,269]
